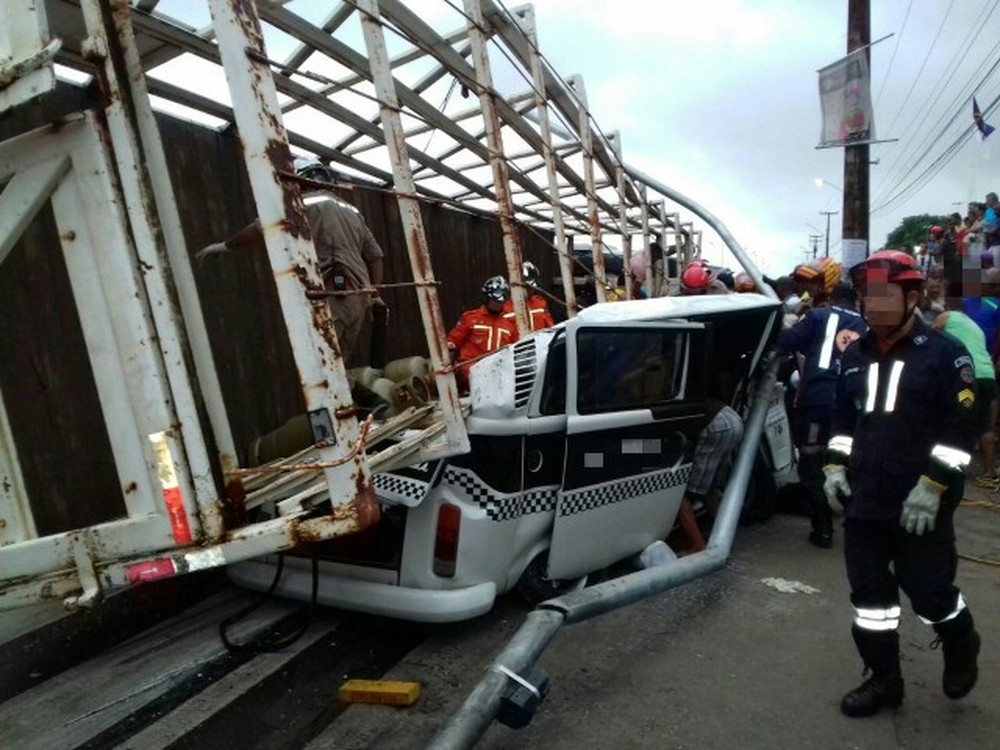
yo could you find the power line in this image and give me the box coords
[880,0,957,137]
[873,0,1000,206]
[874,0,913,108]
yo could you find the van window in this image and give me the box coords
[539,333,567,415]
[577,328,686,414]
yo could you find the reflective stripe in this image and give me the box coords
[918,594,966,625]
[864,363,879,412]
[855,617,900,631]
[472,324,494,350]
[884,360,904,412]
[931,444,972,469]
[855,605,901,620]
[828,435,854,456]
[817,313,840,370]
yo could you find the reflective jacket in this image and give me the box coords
[778,305,868,411]
[825,317,979,520]
[446,306,518,387]
[502,295,556,332]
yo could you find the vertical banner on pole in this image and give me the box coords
[818,49,875,147]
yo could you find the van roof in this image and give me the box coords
[574,293,781,324]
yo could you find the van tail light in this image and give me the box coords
[433,503,461,578]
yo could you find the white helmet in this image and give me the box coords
[522,261,540,286]
[294,156,335,184]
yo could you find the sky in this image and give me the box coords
[519,0,1000,276]
[89,0,1000,279]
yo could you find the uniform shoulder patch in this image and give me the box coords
[959,365,975,384]
[958,388,976,408]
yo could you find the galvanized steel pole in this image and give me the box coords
[463,0,531,336]
[430,356,780,749]
[625,164,776,299]
[356,0,469,458]
[610,132,633,300]
[639,185,653,298]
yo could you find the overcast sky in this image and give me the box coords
[521,0,1000,276]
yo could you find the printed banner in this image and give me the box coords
[818,50,875,148]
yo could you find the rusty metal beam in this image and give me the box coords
[356,0,468,459]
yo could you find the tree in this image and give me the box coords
[883,214,951,253]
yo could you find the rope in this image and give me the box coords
[309,280,442,297]
[226,416,374,478]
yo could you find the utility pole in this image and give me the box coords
[843,0,870,254]
[820,210,839,257]
[809,234,823,259]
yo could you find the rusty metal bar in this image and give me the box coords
[639,185,653,298]
[206,0,374,528]
[516,5,575,316]
[462,0,529,335]
[102,0,239,538]
[356,0,468,459]
[569,74,605,302]
[609,131,632,300]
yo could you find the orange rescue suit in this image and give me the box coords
[502,295,556,332]
[446,306,519,391]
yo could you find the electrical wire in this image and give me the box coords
[874,0,913,108]
[873,0,1000,207]
[880,0,957,138]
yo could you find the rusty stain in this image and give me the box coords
[123,481,138,495]
[334,406,357,420]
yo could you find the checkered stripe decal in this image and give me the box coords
[559,464,692,517]
[442,468,557,522]
[373,472,428,504]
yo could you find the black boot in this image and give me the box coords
[840,626,904,717]
[933,608,981,699]
[806,473,833,548]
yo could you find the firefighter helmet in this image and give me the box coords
[680,262,712,295]
[849,250,925,287]
[734,271,756,293]
[294,156,336,184]
[522,261,540,287]
[810,257,842,294]
[792,262,820,282]
[482,275,510,303]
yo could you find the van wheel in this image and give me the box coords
[515,552,587,607]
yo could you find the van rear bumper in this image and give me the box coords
[228,560,497,623]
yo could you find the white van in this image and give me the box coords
[230,293,792,622]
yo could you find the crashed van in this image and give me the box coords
[230,292,791,622]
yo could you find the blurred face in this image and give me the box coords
[486,298,504,313]
[861,282,918,339]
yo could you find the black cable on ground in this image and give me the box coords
[219,555,320,654]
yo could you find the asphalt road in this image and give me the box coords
[2,490,998,750]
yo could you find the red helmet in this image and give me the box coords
[929,225,944,236]
[681,262,712,294]
[849,250,925,287]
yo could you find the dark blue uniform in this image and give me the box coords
[779,305,867,541]
[826,317,978,635]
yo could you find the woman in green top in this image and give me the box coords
[934,298,999,488]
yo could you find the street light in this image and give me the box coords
[814,177,843,192]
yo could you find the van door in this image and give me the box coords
[547,322,708,580]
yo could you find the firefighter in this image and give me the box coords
[779,267,866,549]
[824,250,981,717]
[503,261,556,331]
[447,276,519,393]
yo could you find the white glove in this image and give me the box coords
[900,476,944,536]
[195,241,228,263]
[823,465,851,513]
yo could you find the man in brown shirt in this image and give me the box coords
[198,158,384,365]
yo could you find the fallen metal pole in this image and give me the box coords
[624,164,777,301]
[430,357,779,749]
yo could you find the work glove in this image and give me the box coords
[823,464,851,513]
[900,476,945,536]
[195,241,228,263]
